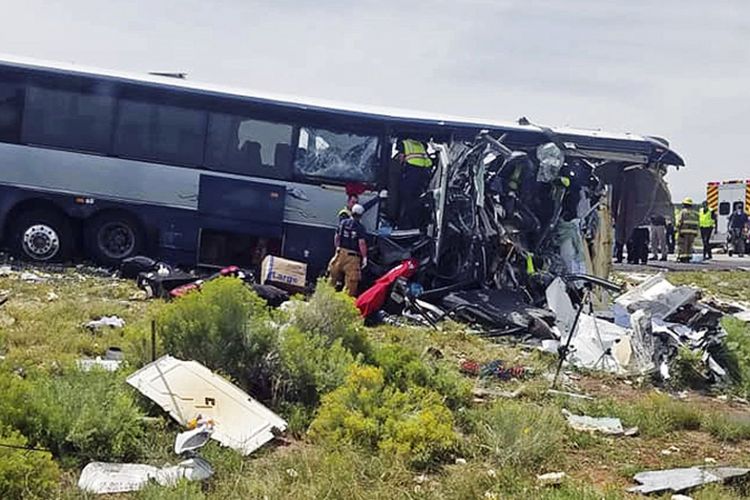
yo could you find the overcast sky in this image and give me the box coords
[3,0,749,200]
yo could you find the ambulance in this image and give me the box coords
[706,180,750,249]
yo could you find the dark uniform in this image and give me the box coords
[329,217,366,296]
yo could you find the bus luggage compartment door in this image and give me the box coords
[197,175,285,267]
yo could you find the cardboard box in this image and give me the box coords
[260,255,307,292]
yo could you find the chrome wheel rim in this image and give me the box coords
[22,224,60,261]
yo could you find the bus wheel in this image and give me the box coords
[11,209,74,263]
[85,213,144,265]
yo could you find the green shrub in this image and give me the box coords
[465,400,566,470]
[309,365,457,467]
[0,369,144,462]
[669,345,707,390]
[0,425,59,499]
[372,341,471,410]
[276,327,355,408]
[287,280,370,358]
[722,318,750,397]
[157,277,280,399]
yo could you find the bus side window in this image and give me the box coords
[205,113,293,179]
[0,81,25,143]
[719,202,730,216]
[22,86,115,154]
[293,126,379,183]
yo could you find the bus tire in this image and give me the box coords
[85,212,145,266]
[10,208,74,263]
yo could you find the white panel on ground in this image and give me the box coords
[126,355,287,455]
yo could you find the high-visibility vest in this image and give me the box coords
[699,208,715,228]
[678,208,699,236]
[401,139,432,168]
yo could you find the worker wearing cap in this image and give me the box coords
[698,201,716,260]
[395,138,433,228]
[329,204,368,296]
[676,198,699,263]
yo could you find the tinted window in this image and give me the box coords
[205,113,293,179]
[294,126,379,182]
[22,86,114,153]
[114,100,206,166]
[0,81,24,143]
[719,202,730,216]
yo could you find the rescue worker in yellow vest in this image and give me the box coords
[676,198,699,263]
[395,139,433,228]
[329,204,368,296]
[698,201,716,260]
[337,194,359,221]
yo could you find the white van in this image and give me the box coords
[707,180,750,249]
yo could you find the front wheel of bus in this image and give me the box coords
[85,213,145,266]
[11,209,74,263]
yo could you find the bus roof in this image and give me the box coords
[0,53,684,166]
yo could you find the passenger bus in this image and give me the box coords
[0,55,683,276]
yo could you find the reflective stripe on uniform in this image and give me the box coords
[678,208,700,236]
[402,139,432,168]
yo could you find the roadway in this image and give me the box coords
[613,253,750,273]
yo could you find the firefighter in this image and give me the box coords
[728,205,749,257]
[395,138,433,228]
[329,204,368,296]
[337,194,359,220]
[698,201,716,260]
[676,198,699,263]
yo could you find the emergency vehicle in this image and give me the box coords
[706,180,750,249]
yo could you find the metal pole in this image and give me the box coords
[151,320,156,362]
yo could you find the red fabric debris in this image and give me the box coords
[355,259,419,317]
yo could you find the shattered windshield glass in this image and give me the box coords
[294,126,379,182]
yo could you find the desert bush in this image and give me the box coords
[373,342,471,410]
[309,365,457,467]
[276,326,355,408]
[286,280,370,358]
[0,369,144,462]
[0,425,59,499]
[465,400,566,470]
[157,277,281,399]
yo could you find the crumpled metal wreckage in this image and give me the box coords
[360,132,731,384]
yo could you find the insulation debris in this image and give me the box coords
[78,457,213,494]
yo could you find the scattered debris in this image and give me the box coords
[20,271,45,282]
[77,347,125,372]
[46,291,59,301]
[562,409,638,436]
[126,355,287,455]
[174,420,213,455]
[459,359,529,380]
[537,471,567,486]
[628,466,750,494]
[85,316,125,330]
[455,458,467,465]
[546,389,594,401]
[0,265,12,276]
[78,457,213,494]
